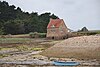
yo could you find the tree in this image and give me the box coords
[3,20,25,34]
[0,1,59,34]
[51,14,59,19]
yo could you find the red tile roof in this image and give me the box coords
[47,19,63,28]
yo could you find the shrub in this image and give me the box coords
[76,32,97,36]
[87,32,97,35]
[29,32,37,38]
[29,32,46,38]
[39,33,46,38]
[16,45,29,51]
[31,48,45,51]
[29,32,39,38]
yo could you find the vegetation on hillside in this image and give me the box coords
[29,32,46,38]
[0,1,59,35]
[76,27,100,36]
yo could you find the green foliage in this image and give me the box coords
[0,29,4,35]
[29,32,38,38]
[31,48,44,51]
[0,1,59,35]
[39,33,46,38]
[29,32,46,38]
[95,30,100,34]
[0,38,31,44]
[3,20,25,34]
[87,32,97,35]
[16,45,44,51]
[77,27,98,36]
[29,32,34,38]
[77,32,97,35]
[16,45,29,51]
[0,54,10,58]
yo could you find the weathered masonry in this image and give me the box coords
[46,18,69,39]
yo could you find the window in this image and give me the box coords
[51,25,55,28]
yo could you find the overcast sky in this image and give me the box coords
[1,0,100,30]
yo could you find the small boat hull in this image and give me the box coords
[52,61,80,66]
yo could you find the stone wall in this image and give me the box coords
[46,21,68,40]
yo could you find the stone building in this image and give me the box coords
[46,18,69,39]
